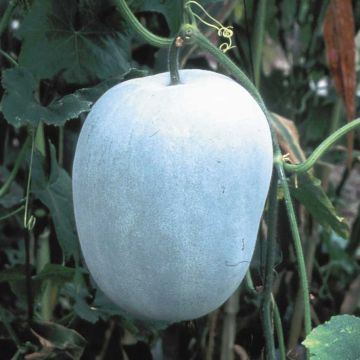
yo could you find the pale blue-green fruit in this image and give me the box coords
[72,69,273,322]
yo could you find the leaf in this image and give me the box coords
[30,321,86,360]
[323,0,356,163]
[32,144,79,260]
[0,265,27,283]
[289,173,349,238]
[1,67,92,127]
[303,315,360,359]
[131,0,183,35]
[0,264,75,285]
[18,0,131,84]
[130,0,223,36]
[75,68,147,104]
[0,167,23,208]
[34,264,75,285]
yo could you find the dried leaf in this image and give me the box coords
[30,321,86,360]
[271,113,306,164]
[323,0,356,165]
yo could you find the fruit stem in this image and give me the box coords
[115,0,172,47]
[168,37,181,85]
[284,118,360,173]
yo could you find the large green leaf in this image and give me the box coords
[18,0,131,84]
[32,144,79,260]
[131,0,183,34]
[131,0,224,35]
[303,315,360,359]
[1,67,92,127]
[290,173,349,238]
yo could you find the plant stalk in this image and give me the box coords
[168,37,181,85]
[0,205,25,222]
[252,0,268,87]
[272,295,286,360]
[284,118,360,173]
[115,0,172,47]
[262,173,278,360]
[220,287,240,360]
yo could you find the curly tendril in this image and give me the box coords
[185,0,235,53]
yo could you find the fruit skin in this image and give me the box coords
[72,69,273,322]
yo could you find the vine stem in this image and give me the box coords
[272,295,286,360]
[115,0,172,47]
[252,0,267,87]
[284,118,360,173]
[262,173,278,359]
[0,205,24,222]
[0,48,17,66]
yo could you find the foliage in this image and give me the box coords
[303,315,360,360]
[0,0,359,359]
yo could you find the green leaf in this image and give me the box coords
[0,265,27,283]
[32,144,79,260]
[18,0,131,84]
[131,0,223,35]
[289,173,349,238]
[0,264,75,285]
[75,68,147,104]
[131,0,183,34]
[303,315,360,360]
[1,67,92,127]
[30,321,86,360]
[35,264,76,285]
[0,167,23,208]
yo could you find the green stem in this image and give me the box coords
[272,295,286,360]
[0,205,25,222]
[284,118,360,173]
[0,48,17,66]
[0,136,31,198]
[275,157,311,340]
[34,124,54,320]
[0,0,18,36]
[244,270,257,295]
[168,38,181,85]
[37,228,53,321]
[252,0,267,87]
[115,0,172,47]
[23,131,35,230]
[262,173,278,360]
[187,26,312,340]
